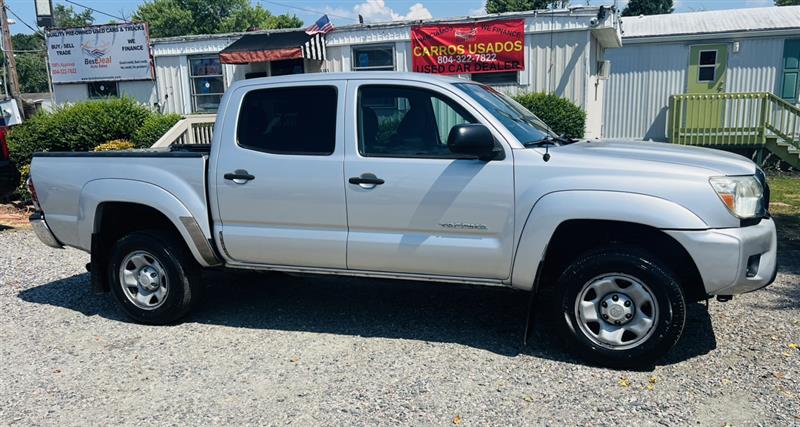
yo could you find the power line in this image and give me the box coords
[259,0,358,22]
[3,5,44,35]
[60,0,128,23]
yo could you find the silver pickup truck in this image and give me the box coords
[28,72,777,367]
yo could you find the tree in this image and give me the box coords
[485,0,564,13]
[133,0,303,38]
[16,53,49,93]
[54,4,94,27]
[11,33,43,51]
[9,34,48,94]
[621,0,674,16]
[775,0,800,5]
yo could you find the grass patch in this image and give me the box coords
[768,174,800,247]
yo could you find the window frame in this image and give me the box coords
[356,84,495,160]
[351,44,396,71]
[188,54,225,113]
[235,84,339,157]
[87,81,119,99]
[697,49,718,83]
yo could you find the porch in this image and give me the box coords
[668,92,800,168]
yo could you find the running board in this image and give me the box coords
[225,262,510,287]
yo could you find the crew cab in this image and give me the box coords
[28,72,777,367]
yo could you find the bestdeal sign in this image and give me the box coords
[46,23,153,84]
[411,19,525,75]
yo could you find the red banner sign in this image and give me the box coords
[411,19,525,75]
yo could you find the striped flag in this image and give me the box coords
[301,33,327,61]
[305,14,334,35]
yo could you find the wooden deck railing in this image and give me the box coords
[151,114,216,148]
[668,92,800,149]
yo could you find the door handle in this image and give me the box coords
[349,173,385,188]
[349,177,385,185]
[224,169,255,184]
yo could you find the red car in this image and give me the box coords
[0,117,20,197]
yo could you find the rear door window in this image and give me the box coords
[237,86,337,155]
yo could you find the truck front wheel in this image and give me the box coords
[108,230,203,324]
[556,246,686,368]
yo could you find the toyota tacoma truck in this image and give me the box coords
[28,72,777,367]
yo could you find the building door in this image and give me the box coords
[687,44,728,128]
[781,39,800,104]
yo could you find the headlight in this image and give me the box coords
[709,175,764,218]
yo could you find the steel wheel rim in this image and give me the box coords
[119,250,169,310]
[574,273,659,350]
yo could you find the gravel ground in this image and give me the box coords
[0,229,798,426]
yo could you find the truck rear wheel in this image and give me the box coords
[555,246,686,368]
[108,230,203,324]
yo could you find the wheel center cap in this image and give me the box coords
[138,266,161,291]
[600,293,635,325]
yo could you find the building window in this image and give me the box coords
[88,81,118,98]
[189,55,225,113]
[471,72,518,85]
[237,86,337,155]
[271,58,305,76]
[352,45,395,71]
[697,50,717,82]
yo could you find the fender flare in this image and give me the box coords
[510,190,708,290]
[78,179,220,267]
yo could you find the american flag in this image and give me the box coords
[305,14,334,35]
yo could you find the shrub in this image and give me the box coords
[15,163,30,201]
[94,139,135,151]
[8,97,151,167]
[512,92,586,138]
[131,113,182,148]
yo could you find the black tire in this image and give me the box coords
[108,229,203,324]
[555,245,686,368]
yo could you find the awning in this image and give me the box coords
[219,31,326,64]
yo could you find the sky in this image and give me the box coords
[3,0,780,34]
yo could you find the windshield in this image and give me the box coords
[455,83,555,144]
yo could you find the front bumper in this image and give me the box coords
[29,212,63,249]
[666,218,778,295]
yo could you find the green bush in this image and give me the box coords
[131,113,182,148]
[8,97,151,167]
[512,92,586,138]
[7,98,182,200]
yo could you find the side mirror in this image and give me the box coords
[447,124,501,161]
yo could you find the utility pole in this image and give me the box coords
[0,0,24,119]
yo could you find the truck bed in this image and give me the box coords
[31,148,211,252]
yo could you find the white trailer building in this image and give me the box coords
[131,6,620,138]
[603,6,800,141]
